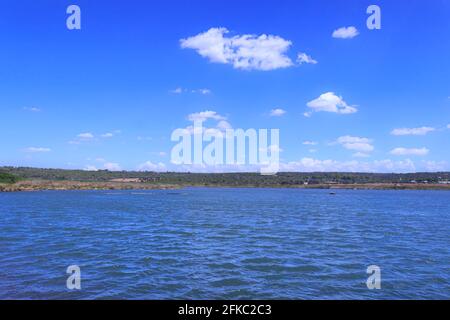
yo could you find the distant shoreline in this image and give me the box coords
[2,180,450,192]
[0,180,180,192]
[2,167,450,192]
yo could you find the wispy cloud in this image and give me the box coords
[103,162,122,171]
[302,140,318,146]
[23,147,51,153]
[137,161,166,172]
[280,158,416,173]
[23,107,41,112]
[390,147,429,156]
[297,52,317,65]
[101,133,114,138]
[77,132,94,140]
[391,127,435,136]
[269,108,286,117]
[170,87,212,95]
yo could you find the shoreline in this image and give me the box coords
[2,180,450,192]
[0,180,180,192]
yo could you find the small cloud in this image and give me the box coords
[77,132,94,140]
[23,147,51,153]
[297,52,317,65]
[332,26,359,39]
[137,161,166,172]
[422,160,448,171]
[69,133,93,144]
[104,162,122,171]
[188,110,226,122]
[306,92,357,115]
[447,124,450,129]
[391,127,435,136]
[173,87,212,95]
[193,88,212,95]
[170,87,185,94]
[24,107,41,112]
[390,147,429,156]
[84,165,98,171]
[337,136,374,152]
[101,132,114,138]
[269,108,286,117]
[302,140,318,146]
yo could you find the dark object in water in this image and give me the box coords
[329,192,336,195]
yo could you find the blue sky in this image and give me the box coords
[1,0,449,172]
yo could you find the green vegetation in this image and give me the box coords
[1,166,449,187]
[0,171,20,184]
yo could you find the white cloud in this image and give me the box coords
[180,27,294,71]
[69,132,97,144]
[390,147,429,156]
[84,165,98,171]
[302,140,318,145]
[337,136,374,152]
[269,108,286,116]
[280,158,416,173]
[391,127,435,136]
[297,52,317,65]
[137,161,166,172]
[332,26,359,39]
[421,160,448,171]
[447,124,450,129]
[24,147,51,153]
[193,88,212,95]
[24,107,41,112]
[306,92,357,115]
[101,132,114,138]
[188,110,226,122]
[104,162,121,171]
[172,87,212,95]
[77,132,94,140]
[170,87,184,94]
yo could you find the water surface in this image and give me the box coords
[0,188,449,299]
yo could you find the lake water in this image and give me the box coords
[0,188,449,299]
